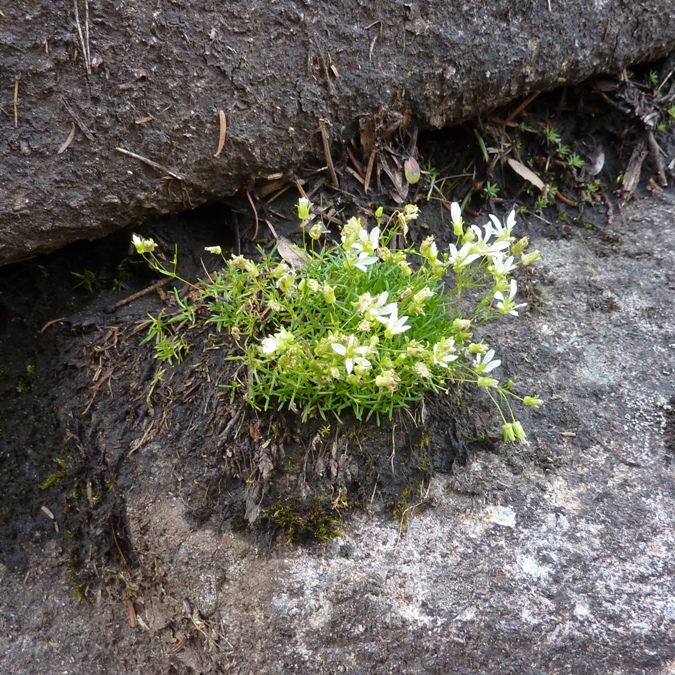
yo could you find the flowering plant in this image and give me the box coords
[133,201,542,441]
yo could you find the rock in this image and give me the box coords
[2,0,675,264]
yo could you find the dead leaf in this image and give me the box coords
[588,144,605,177]
[57,123,76,155]
[380,154,408,203]
[276,237,308,269]
[214,110,227,158]
[506,158,545,191]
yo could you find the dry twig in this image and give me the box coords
[319,119,339,188]
[363,149,377,194]
[73,0,91,74]
[505,91,540,126]
[246,190,260,239]
[104,277,172,313]
[13,74,20,128]
[61,96,95,141]
[115,147,186,181]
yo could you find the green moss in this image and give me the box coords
[39,457,70,490]
[265,496,343,543]
[74,582,87,603]
[390,485,412,532]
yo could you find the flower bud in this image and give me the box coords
[231,255,260,278]
[277,274,296,295]
[272,262,290,279]
[502,423,516,443]
[398,261,413,276]
[379,249,394,266]
[420,236,438,262]
[297,197,313,222]
[413,287,434,306]
[511,236,529,255]
[375,369,399,393]
[477,376,498,388]
[453,318,471,331]
[340,217,362,249]
[493,277,509,294]
[468,342,488,354]
[308,222,323,240]
[204,245,222,255]
[322,285,336,304]
[512,421,526,441]
[521,250,541,266]
[523,395,543,407]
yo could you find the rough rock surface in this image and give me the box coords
[120,193,675,673]
[1,190,674,673]
[2,0,675,264]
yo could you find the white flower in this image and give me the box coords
[490,252,517,277]
[450,202,463,235]
[376,305,411,338]
[448,242,480,269]
[355,291,396,321]
[204,245,222,255]
[474,349,501,374]
[260,329,295,356]
[432,338,458,368]
[467,223,510,258]
[352,226,380,255]
[132,234,156,254]
[494,279,527,316]
[331,335,372,374]
[354,251,379,272]
[489,209,516,239]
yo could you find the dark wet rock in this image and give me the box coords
[2,1,675,264]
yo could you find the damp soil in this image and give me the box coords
[2,81,675,673]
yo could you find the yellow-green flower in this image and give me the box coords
[132,234,156,254]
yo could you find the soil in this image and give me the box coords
[2,82,675,673]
